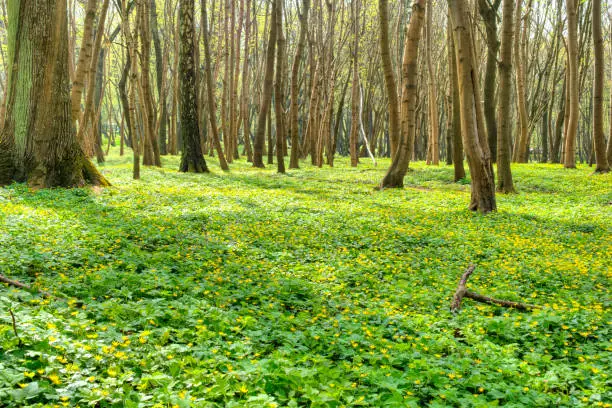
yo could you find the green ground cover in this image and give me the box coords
[0,153,610,407]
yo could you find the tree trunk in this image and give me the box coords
[178,0,208,172]
[201,0,229,170]
[496,0,516,192]
[563,0,579,168]
[425,0,439,165]
[151,0,168,156]
[253,0,277,168]
[0,0,109,188]
[591,0,609,173]
[69,0,97,123]
[513,0,529,163]
[275,0,286,173]
[349,0,360,167]
[478,0,500,163]
[448,0,497,212]
[449,19,465,181]
[289,0,310,169]
[379,0,426,188]
[378,0,400,159]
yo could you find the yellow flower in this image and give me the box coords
[48,373,61,385]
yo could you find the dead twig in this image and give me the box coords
[9,309,23,346]
[451,265,540,313]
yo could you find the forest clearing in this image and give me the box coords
[0,153,610,407]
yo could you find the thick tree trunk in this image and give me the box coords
[379,0,425,188]
[179,0,208,172]
[378,0,400,159]
[591,0,609,173]
[563,0,579,168]
[0,0,108,188]
[449,0,497,212]
[496,0,516,192]
[289,0,310,169]
[253,0,277,168]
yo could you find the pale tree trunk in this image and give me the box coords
[253,0,277,168]
[563,0,579,168]
[496,0,516,192]
[591,0,609,172]
[448,0,497,212]
[201,0,229,170]
[0,0,109,188]
[379,0,426,188]
[151,0,168,156]
[290,0,310,169]
[179,0,208,172]
[379,0,400,159]
[242,0,253,162]
[425,0,439,165]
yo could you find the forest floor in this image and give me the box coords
[0,151,610,407]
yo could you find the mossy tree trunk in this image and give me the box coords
[0,0,109,188]
[178,0,208,173]
[591,0,609,173]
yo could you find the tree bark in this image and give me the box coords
[563,0,579,168]
[449,19,465,181]
[496,0,516,192]
[378,0,401,159]
[379,0,426,188]
[179,0,208,172]
[289,0,310,169]
[448,0,497,212]
[0,0,109,188]
[591,0,609,173]
[253,0,277,168]
[425,0,439,165]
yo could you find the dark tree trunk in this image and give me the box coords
[178,0,208,172]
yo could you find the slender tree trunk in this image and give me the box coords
[563,0,579,168]
[253,0,277,168]
[275,0,286,173]
[349,0,360,167]
[70,0,97,123]
[378,0,401,159]
[379,0,426,188]
[591,0,609,172]
[496,0,516,192]
[242,0,253,162]
[478,0,500,163]
[425,0,439,165]
[290,0,310,169]
[201,0,229,170]
[513,0,529,163]
[151,0,168,156]
[449,19,465,181]
[449,0,497,212]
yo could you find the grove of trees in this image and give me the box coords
[0,0,610,210]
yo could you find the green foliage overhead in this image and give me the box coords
[0,152,610,407]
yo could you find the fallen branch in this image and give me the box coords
[451,265,540,313]
[0,273,54,298]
